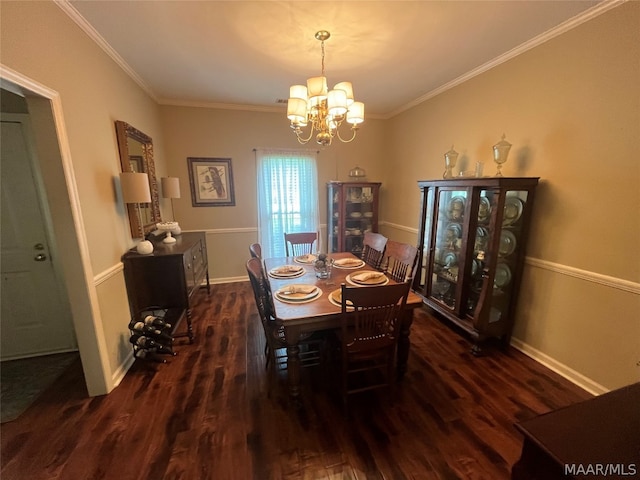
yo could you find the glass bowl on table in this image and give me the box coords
[313,254,333,279]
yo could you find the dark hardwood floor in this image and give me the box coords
[0,282,592,480]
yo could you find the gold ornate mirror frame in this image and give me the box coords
[116,121,161,237]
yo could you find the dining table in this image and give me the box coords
[264,251,423,401]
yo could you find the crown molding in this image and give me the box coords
[157,98,283,113]
[56,0,624,118]
[386,0,627,119]
[54,0,158,102]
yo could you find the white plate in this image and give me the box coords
[275,284,320,301]
[350,212,363,218]
[474,227,489,252]
[346,271,389,286]
[363,212,373,218]
[494,263,512,288]
[446,196,466,221]
[268,265,305,278]
[478,197,491,223]
[503,197,524,226]
[328,288,354,310]
[294,254,317,264]
[333,258,365,269]
[443,251,457,267]
[499,230,517,257]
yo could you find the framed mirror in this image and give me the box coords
[116,121,161,237]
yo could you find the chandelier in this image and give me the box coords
[287,30,365,146]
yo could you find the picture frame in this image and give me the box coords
[187,157,236,207]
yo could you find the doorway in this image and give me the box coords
[0,68,110,397]
[1,110,77,358]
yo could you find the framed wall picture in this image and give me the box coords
[187,157,235,207]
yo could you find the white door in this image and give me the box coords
[1,114,76,359]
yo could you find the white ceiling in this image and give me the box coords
[63,0,609,118]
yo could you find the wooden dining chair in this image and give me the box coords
[339,281,411,414]
[362,232,387,269]
[381,240,419,283]
[246,258,322,383]
[284,232,318,257]
[249,242,262,259]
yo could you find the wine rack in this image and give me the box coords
[128,307,181,363]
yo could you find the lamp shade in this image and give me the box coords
[346,101,365,124]
[327,89,348,116]
[161,177,181,199]
[334,82,354,105]
[287,97,308,123]
[307,76,328,99]
[120,172,151,204]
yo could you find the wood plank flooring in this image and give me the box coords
[0,282,592,480]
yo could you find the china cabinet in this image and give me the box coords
[327,181,381,256]
[413,177,538,354]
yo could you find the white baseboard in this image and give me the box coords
[510,338,609,396]
[111,352,135,389]
[208,276,247,285]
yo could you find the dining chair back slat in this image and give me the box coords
[382,240,419,283]
[284,232,318,257]
[339,282,412,414]
[362,232,387,269]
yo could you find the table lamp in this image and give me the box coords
[159,177,181,244]
[120,172,154,254]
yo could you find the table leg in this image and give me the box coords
[284,326,302,402]
[397,309,414,378]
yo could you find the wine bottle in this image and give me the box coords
[129,321,173,343]
[135,348,167,363]
[143,315,172,330]
[129,334,175,355]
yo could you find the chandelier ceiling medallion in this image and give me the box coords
[287,30,364,146]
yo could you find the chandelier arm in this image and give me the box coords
[335,126,359,143]
[293,124,315,144]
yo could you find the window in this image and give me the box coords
[256,149,319,258]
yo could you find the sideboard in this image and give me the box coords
[121,231,210,343]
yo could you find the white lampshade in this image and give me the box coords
[307,76,328,99]
[327,89,348,116]
[161,177,181,199]
[287,97,308,123]
[120,172,151,203]
[346,101,365,125]
[334,82,354,105]
[289,84,308,99]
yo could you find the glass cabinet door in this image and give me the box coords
[327,182,379,255]
[327,185,340,253]
[344,185,375,257]
[429,189,468,310]
[465,189,497,317]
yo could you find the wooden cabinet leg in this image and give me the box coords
[186,309,194,344]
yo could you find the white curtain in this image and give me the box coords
[256,148,320,258]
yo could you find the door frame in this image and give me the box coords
[1,64,111,396]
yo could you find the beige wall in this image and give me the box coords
[384,2,640,391]
[159,106,387,278]
[1,0,637,395]
[1,1,171,393]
